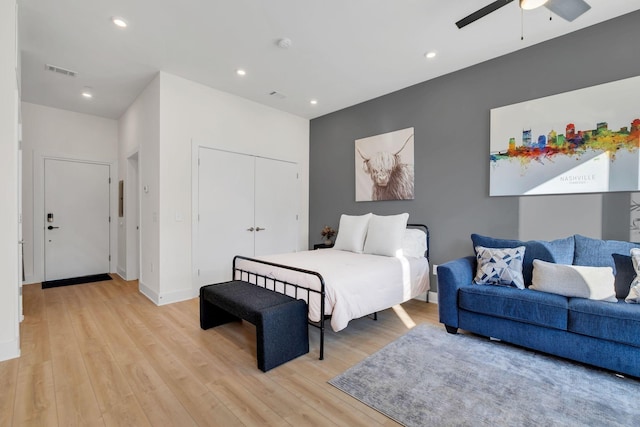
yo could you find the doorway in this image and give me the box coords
[126,152,140,280]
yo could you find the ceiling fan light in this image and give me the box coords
[520,0,548,10]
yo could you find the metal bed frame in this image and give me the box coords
[232,223,429,361]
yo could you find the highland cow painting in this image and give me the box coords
[490,75,640,196]
[355,127,415,202]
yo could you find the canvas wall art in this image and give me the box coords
[355,127,415,202]
[631,192,640,242]
[490,75,640,196]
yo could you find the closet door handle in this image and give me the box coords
[247,227,255,232]
[256,227,266,232]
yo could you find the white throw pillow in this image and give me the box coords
[474,246,526,289]
[401,228,427,258]
[625,248,640,303]
[531,259,617,302]
[332,213,372,253]
[363,213,410,257]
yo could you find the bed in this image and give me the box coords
[232,215,430,360]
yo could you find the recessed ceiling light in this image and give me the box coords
[111,16,128,28]
[82,91,93,99]
[277,38,293,49]
[236,69,246,76]
[425,51,437,59]
[310,99,318,105]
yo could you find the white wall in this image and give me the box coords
[155,72,309,304]
[0,0,20,361]
[519,194,603,241]
[21,102,118,284]
[118,75,161,298]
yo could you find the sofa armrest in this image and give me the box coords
[437,256,476,331]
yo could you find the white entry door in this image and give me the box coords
[44,159,110,281]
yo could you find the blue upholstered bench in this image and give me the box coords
[200,280,309,372]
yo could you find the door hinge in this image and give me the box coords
[109,216,111,223]
[198,157,200,166]
[109,177,111,184]
[197,269,200,276]
[109,255,111,261]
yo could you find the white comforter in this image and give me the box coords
[235,249,430,332]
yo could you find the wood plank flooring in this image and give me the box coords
[1,275,441,426]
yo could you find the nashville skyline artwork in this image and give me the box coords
[491,117,640,166]
[490,75,640,196]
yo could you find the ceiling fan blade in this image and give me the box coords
[456,0,515,29]
[545,0,591,22]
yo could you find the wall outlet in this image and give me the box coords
[432,264,438,275]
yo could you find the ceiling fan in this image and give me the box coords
[456,0,591,29]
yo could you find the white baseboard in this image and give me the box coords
[139,281,196,306]
[157,288,197,306]
[116,266,126,279]
[23,273,38,285]
[428,291,438,304]
[0,338,20,362]
[412,291,437,304]
[139,280,160,305]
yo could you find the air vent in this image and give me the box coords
[269,91,286,100]
[45,64,77,77]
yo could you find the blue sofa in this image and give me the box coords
[437,234,640,378]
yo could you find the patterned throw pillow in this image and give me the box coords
[625,248,640,303]
[474,245,526,289]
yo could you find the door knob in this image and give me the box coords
[47,225,60,230]
[256,227,266,231]
[247,227,255,232]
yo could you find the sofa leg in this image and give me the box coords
[445,325,458,334]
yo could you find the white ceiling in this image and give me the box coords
[18,0,640,120]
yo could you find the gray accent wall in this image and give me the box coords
[309,10,640,292]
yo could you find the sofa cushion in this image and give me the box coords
[568,298,640,348]
[612,254,635,299]
[573,234,640,272]
[471,234,575,286]
[458,285,569,330]
[530,260,617,302]
[473,245,525,289]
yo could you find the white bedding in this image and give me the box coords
[235,249,430,332]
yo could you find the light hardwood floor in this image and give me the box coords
[1,275,440,426]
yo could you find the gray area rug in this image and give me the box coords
[329,323,639,427]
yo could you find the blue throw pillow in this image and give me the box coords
[471,234,575,287]
[573,235,640,273]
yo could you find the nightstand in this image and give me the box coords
[313,243,334,250]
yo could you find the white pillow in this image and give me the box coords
[531,259,617,302]
[402,228,427,258]
[332,213,372,253]
[625,248,640,303]
[363,213,410,257]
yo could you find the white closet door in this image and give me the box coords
[254,157,299,256]
[197,148,255,285]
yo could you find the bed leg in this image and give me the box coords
[319,318,325,360]
[373,312,378,321]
